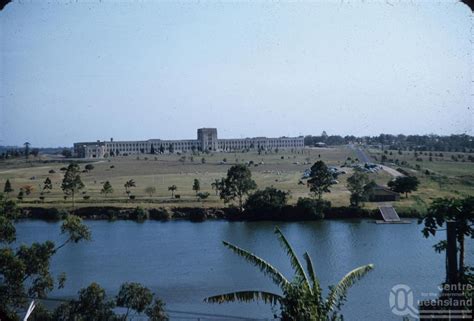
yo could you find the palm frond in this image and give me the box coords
[303,252,321,296]
[326,264,374,312]
[204,290,283,305]
[223,241,290,289]
[274,227,310,290]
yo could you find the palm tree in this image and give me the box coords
[124,179,136,195]
[168,185,177,198]
[205,227,374,321]
[211,178,222,196]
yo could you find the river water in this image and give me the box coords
[15,219,473,320]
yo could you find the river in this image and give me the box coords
[14,219,473,320]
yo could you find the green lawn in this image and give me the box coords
[2,146,472,212]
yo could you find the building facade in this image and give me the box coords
[74,128,304,158]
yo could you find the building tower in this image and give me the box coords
[197,128,218,151]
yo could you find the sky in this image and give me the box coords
[0,0,472,147]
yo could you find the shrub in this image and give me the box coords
[130,207,148,221]
[48,169,56,174]
[244,188,288,218]
[189,209,206,222]
[129,195,136,200]
[42,208,68,221]
[174,194,180,199]
[83,195,90,200]
[148,208,172,221]
[295,197,330,219]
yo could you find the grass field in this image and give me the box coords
[0,147,354,208]
[366,148,474,212]
[1,146,472,212]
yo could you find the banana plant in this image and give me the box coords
[204,227,374,321]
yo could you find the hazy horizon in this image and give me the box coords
[1,0,472,147]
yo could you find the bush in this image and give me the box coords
[130,207,148,221]
[48,169,56,174]
[40,208,69,221]
[129,195,136,200]
[149,208,172,221]
[244,188,288,219]
[83,195,90,200]
[295,198,330,219]
[189,209,207,222]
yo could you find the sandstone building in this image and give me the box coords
[74,128,304,158]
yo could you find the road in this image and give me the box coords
[349,144,372,163]
[348,144,404,178]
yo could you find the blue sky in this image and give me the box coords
[1,0,472,147]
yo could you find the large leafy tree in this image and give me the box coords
[420,196,474,280]
[0,194,91,319]
[116,282,153,319]
[219,164,257,212]
[205,227,374,321]
[51,282,168,321]
[387,176,419,198]
[307,161,333,200]
[244,187,288,216]
[346,171,370,207]
[61,163,85,208]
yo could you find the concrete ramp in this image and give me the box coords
[379,206,400,222]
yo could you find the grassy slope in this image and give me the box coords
[2,147,472,212]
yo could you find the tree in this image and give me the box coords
[211,178,223,196]
[159,144,165,154]
[24,142,30,160]
[61,149,72,158]
[85,164,94,172]
[124,179,136,196]
[31,148,40,157]
[244,187,288,215]
[146,299,169,321]
[116,282,153,320]
[52,281,168,321]
[307,161,333,200]
[346,171,370,207]
[43,177,53,193]
[150,144,155,154]
[192,179,200,195]
[219,164,257,212]
[387,176,420,198]
[0,196,91,319]
[3,179,13,197]
[420,197,474,281]
[101,181,113,197]
[53,282,115,321]
[145,186,156,197]
[168,185,177,197]
[61,163,85,208]
[168,144,174,154]
[205,227,374,321]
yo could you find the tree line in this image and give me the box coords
[304,132,474,152]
